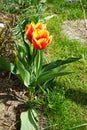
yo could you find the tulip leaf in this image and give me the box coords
[42,57,80,72]
[20,109,38,130]
[15,57,30,87]
[0,57,11,71]
[37,66,72,84]
[34,50,42,78]
[15,41,27,59]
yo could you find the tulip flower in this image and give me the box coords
[25,22,52,50]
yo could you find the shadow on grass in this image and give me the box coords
[65,88,87,106]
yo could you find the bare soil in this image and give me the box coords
[0,72,48,130]
[0,12,22,130]
[0,72,28,130]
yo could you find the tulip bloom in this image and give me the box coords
[25,22,52,50]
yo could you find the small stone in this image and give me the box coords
[0,23,4,28]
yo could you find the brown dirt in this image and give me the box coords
[0,72,28,130]
[0,12,21,130]
[0,12,16,59]
[0,72,48,130]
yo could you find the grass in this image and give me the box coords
[0,0,87,130]
[47,0,87,19]
[43,0,87,129]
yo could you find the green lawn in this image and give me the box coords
[44,0,87,129]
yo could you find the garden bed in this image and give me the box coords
[0,73,27,130]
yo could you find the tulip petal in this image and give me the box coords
[25,22,52,49]
[33,30,49,40]
[35,22,46,30]
[25,22,35,43]
[32,37,50,50]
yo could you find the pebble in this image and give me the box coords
[0,23,4,28]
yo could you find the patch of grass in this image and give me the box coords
[42,1,87,130]
[47,0,87,20]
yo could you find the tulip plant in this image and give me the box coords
[0,21,80,130]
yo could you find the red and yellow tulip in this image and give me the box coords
[25,22,52,50]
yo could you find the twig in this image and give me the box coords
[9,88,26,103]
[8,121,20,130]
[1,122,10,127]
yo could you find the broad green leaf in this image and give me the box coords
[42,57,80,72]
[0,57,11,71]
[15,41,29,68]
[15,57,30,87]
[37,66,72,84]
[34,50,42,78]
[15,41,27,58]
[0,57,19,75]
[20,109,38,130]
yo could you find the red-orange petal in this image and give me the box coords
[25,22,52,49]
[33,29,49,40]
[35,22,46,30]
[32,37,51,50]
[25,22,35,43]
